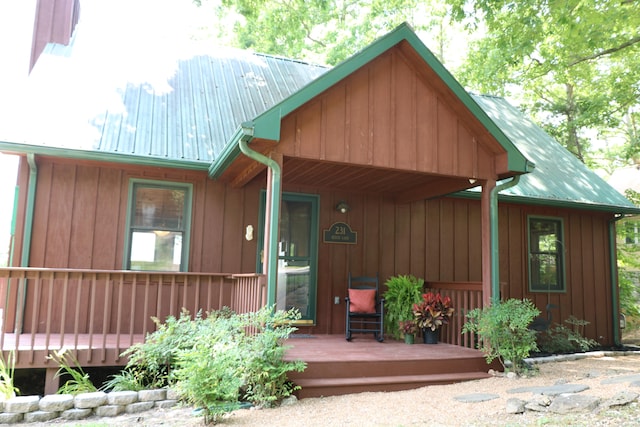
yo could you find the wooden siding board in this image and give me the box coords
[439,200,455,281]
[201,179,226,272]
[409,202,426,274]
[394,204,411,274]
[393,60,416,170]
[425,201,441,282]
[323,87,347,162]
[416,84,437,173]
[45,163,76,267]
[298,101,322,159]
[69,166,98,268]
[93,168,122,269]
[347,68,369,165]
[436,101,456,175]
[453,202,469,281]
[370,54,392,168]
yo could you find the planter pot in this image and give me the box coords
[422,328,439,344]
[404,333,415,344]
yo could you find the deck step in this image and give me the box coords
[293,371,491,398]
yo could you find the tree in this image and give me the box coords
[447,0,640,164]
[198,0,466,66]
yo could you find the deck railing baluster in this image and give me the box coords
[0,268,265,369]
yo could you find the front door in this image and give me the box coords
[259,192,319,325]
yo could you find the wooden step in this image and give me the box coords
[293,371,492,398]
[284,335,497,399]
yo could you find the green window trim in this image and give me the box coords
[527,216,566,293]
[123,179,193,272]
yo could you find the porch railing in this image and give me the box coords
[425,281,482,348]
[0,268,266,369]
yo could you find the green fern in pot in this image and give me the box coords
[383,275,424,339]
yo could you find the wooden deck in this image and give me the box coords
[285,334,496,398]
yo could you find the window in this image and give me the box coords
[125,180,192,271]
[528,217,565,292]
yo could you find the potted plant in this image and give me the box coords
[398,320,418,344]
[413,292,454,344]
[383,275,424,340]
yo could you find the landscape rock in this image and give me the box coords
[107,391,138,405]
[0,412,23,423]
[4,396,40,413]
[600,390,639,408]
[74,391,108,409]
[505,398,525,414]
[95,404,125,417]
[155,399,178,409]
[280,396,298,407]
[547,394,601,414]
[23,410,58,423]
[125,401,155,413]
[454,393,500,403]
[138,389,167,402]
[39,394,74,412]
[60,408,93,420]
[507,383,590,396]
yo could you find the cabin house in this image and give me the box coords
[1,6,638,396]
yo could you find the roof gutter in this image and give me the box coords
[490,176,520,303]
[236,124,280,306]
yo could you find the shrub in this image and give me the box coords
[173,306,305,423]
[383,275,424,339]
[537,316,598,354]
[462,298,540,374]
[112,305,305,424]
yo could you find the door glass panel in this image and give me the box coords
[275,199,314,321]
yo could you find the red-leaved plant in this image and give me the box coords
[398,319,418,335]
[413,292,454,331]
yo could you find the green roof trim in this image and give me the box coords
[212,22,532,177]
[0,141,211,171]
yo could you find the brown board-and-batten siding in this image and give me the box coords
[9,156,616,344]
[10,156,262,333]
[276,48,503,180]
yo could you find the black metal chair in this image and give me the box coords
[345,272,384,342]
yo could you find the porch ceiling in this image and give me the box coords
[283,157,477,202]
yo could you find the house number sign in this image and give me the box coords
[323,222,357,244]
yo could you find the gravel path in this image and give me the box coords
[42,352,640,427]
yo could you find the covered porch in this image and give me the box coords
[0,267,487,396]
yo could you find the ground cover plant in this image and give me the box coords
[104,305,305,424]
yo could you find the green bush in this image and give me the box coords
[383,275,424,339]
[537,316,598,354]
[462,299,540,374]
[108,305,305,424]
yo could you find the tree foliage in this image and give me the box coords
[199,0,463,66]
[448,0,640,164]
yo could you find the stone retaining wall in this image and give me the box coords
[0,389,179,424]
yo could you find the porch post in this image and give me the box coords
[481,179,495,308]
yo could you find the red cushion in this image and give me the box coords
[348,289,376,313]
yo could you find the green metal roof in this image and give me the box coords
[0,23,636,214]
[469,95,640,215]
[210,22,533,178]
[0,41,327,169]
